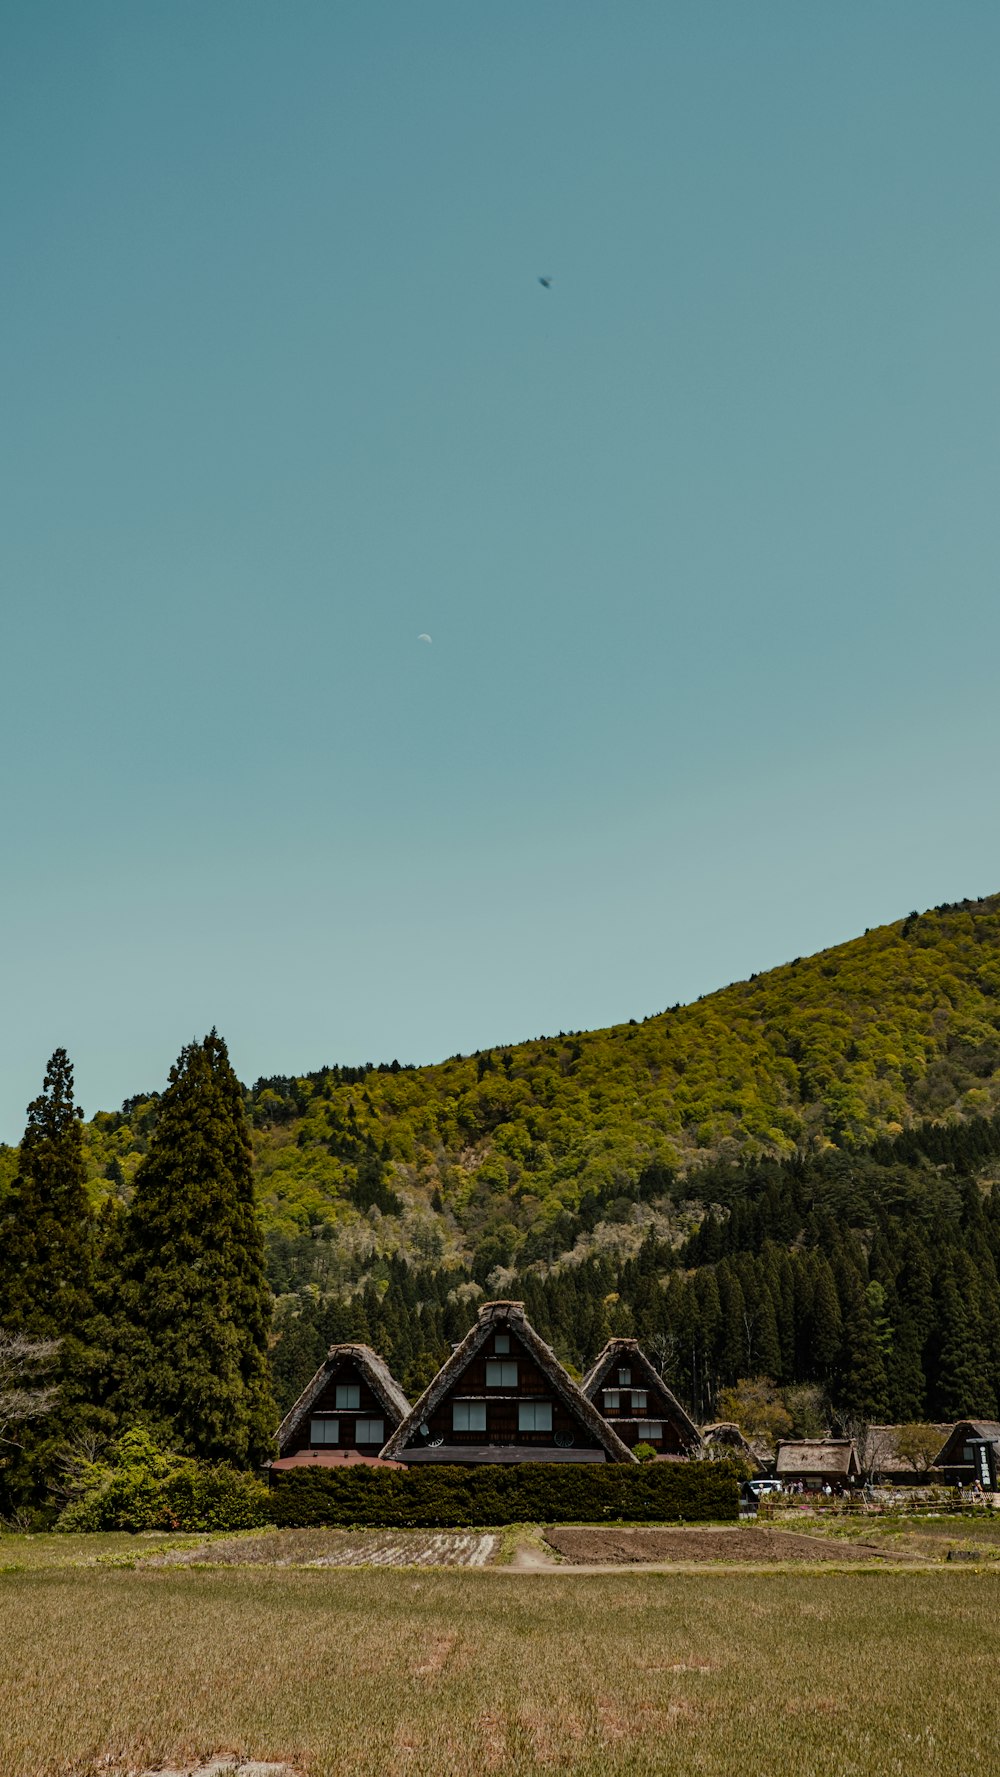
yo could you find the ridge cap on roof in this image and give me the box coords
[276,1344,410,1453]
[381,1305,636,1464]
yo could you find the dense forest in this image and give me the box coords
[2,894,1000,1511]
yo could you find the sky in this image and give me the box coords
[3,1,1000,1139]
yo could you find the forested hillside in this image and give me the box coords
[5,893,1000,1439]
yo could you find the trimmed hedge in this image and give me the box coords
[267,1460,741,1528]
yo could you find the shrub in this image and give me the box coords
[56,1428,271,1533]
[266,1460,742,1528]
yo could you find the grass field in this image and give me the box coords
[2,1529,1000,1777]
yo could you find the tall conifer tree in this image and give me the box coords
[0,1049,91,1336]
[120,1031,275,1466]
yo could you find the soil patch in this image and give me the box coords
[542,1526,916,1565]
[152,1528,497,1569]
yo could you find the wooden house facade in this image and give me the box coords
[273,1343,410,1468]
[932,1421,1000,1488]
[381,1300,636,1465]
[581,1338,702,1457]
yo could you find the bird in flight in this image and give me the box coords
[538,275,552,289]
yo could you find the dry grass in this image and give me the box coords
[1,1547,999,1776]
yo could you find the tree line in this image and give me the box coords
[4,1033,1000,1518]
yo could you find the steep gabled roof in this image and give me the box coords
[580,1338,702,1450]
[700,1421,766,1475]
[774,1439,859,1480]
[276,1343,410,1456]
[381,1301,637,1464]
[933,1420,1000,1466]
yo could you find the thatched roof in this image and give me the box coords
[581,1338,702,1451]
[933,1421,1000,1467]
[700,1422,765,1474]
[276,1343,410,1456]
[865,1424,953,1477]
[775,1439,859,1481]
[381,1301,637,1464]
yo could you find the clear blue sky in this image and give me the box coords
[3,2,999,1139]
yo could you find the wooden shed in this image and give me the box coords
[581,1338,701,1456]
[274,1343,410,1463]
[381,1300,636,1465]
[774,1439,861,1488]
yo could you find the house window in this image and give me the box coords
[603,1390,620,1411]
[494,1334,510,1354]
[518,1401,552,1433]
[618,1368,632,1386]
[453,1401,487,1432]
[335,1383,361,1410]
[639,1422,663,1441]
[311,1417,339,1445]
[962,1444,976,1462]
[355,1418,384,1444]
[486,1361,518,1387]
[631,1391,648,1412]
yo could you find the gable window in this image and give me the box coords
[631,1390,648,1412]
[453,1401,487,1432]
[355,1417,384,1444]
[518,1401,552,1433]
[638,1421,663,1441]
[494,1334,510,1354]
[617,1368,632,1386]
[486,1361,518,1387]
[603,1390,620,1411]
[335,1383,361,1410]
[311,1417,339,1445]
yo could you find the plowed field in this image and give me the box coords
[153,1528,498,1568]
[542,1525,912,1563]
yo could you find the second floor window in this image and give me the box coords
[453,1401,487,1432]
[486,1361,518,1387]
[355,1417,384,1444]
[603,1389,620,1410]
[311,1417,339,1445]
[335,1383,361,1410]
[518,1401,552,1433]
[632,1391,648,1412]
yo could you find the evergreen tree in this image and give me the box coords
[119,1032,275,1466]
[0,1050,104,1509]
[835,1274,888,1420]
[0,1050,91,1336]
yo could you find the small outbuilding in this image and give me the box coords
[274,1343,410,1463]
[581,1338,701,1456]
[774,1439,861,1489]
[700,1421,766,1476]
[381,1300,636,1465]
[932,1421,1000,1489]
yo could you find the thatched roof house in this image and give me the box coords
[863,1424,953,1483]
[774,1439,861,1486]
[933,1421,1000,1487]
[274,1343,410,1464]
[700,1422,766,1475]
[381,1300,636,1465]
[581,1338,701,1456]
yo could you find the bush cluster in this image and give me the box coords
[266,1459,741,1528]
[57,1429,271,1533]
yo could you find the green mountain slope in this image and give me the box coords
[77,895,1000,1284]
